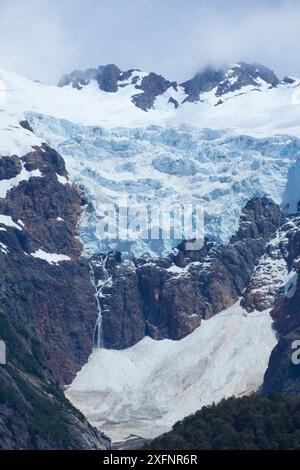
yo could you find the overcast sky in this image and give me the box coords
[0,0,299,83]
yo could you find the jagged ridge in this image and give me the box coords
[58,61,284,111]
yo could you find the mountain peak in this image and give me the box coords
[58,64,177,111]
[237,61,279,86]
[58,63,122,92]
[57,60,285,112]
[181,61,280,103]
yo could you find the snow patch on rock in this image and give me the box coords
[0,214,23,230]
[285,270,299,299]
[0,242,8,254]
[30,249,71,265]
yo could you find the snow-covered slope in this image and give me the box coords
[66,302,277,441]
[1,63,300,140]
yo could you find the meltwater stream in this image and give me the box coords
[90,255,109,349]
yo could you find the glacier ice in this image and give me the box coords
[28,112,300,257]
[282,158,300,215]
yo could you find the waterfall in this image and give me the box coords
[90,255,109,349]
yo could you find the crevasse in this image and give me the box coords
[28,112,300,257]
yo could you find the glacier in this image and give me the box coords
[1,66,300,257]
[29,112,300,256]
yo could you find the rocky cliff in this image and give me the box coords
[0,143,110,449]
[91,197,283,349]
[262,216,300,396]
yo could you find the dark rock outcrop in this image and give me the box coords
[58,64,122,92]
[132,73,177,111]
[231,197,283,242]
[181,62,279,103]
[283,76,296,85]
[58,64,176,111]
[181,66,224,103]
[92,198,283,349]
[19,120,34,133]
[58,61,280,111]
[263,327,300,397]
[0,145,110,449]
[0,145,82,259]
[238,62,279,87]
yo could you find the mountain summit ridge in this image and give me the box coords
[58,61,284,111]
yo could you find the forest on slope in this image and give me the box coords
[146,394,300,450]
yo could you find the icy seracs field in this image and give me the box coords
[29,114,300,256]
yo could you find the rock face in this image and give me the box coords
[233,210,300,398]
[181,66,224,103]
[58,64,176,111]
[91,197,283,349]
[262,216,300,396]
[0,155,22,180]
[0,146,82,260]
[0,146,110,449]
[132,73,177,111]
[58,64,122,92]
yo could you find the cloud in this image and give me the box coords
[0,0,75,82]
[171,0,300,80]
[0,0,299,83]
